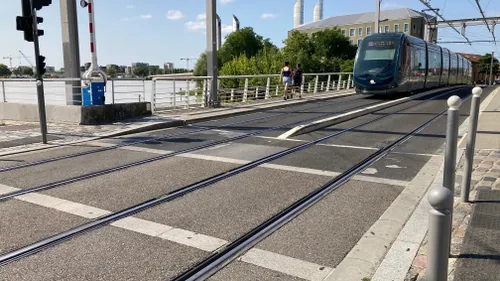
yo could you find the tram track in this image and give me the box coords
[173,89,474,281]
[0,93,375,173]
[0,86,469,267]
[0,91,437,201]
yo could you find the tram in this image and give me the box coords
[353,33,473,95]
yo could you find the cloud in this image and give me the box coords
[120,17,130,22]
[222,24,233,34]
[186,20,206,32]
[140,14,153,20]
[185,19,232,34]
[220,0,234,4]
[197,14,206,20]
[167,10,184,20]
[261,13,278,19]
[380,2,404,10]
[125,4,135,9]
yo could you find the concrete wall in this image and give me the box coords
[0,102,151,125]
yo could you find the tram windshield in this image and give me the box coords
[354,36,399,78]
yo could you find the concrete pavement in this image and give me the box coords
[0,90,355,155]
[0,86,485,280]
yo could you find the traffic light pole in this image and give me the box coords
[31,0,48,144]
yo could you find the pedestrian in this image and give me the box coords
[280,61,292,100]
[293,63,303,99]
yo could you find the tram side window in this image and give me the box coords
[443,53,450,74]
[418,47,426,75]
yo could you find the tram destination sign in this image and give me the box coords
[368,41,395,48]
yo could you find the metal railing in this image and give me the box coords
[151,72,354,112]
[0,72,354,110]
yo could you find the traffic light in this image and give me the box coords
[33,0,52,11]
[16,0,51,42]
[37,55,46,76]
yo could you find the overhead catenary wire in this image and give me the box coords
[418,0,472,45]
[474,0,496,44]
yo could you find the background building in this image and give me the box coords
[290,8,437,45]
[164,62,174,71]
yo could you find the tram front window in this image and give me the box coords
[354,37,399,79]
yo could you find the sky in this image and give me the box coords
[1,0,499,70]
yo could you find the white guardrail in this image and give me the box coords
[0,72,354,112]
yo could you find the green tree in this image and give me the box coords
[193,53,208,76]
[218,27,271,65]
[479,53,499,76]
[0,64,11,77]
[282,31,315,72]
[20,66,34,76]
[340,59,355,72]
[106,66,117,78]
[133,65,150,77]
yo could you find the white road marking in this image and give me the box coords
[90,143,410,187]
[254,136,441,157]
[158,228,227,252]
[240,248,334,281]
[362,168,377,175]
[2,182,330,281]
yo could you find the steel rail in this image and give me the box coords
[0,92,361,173]
[174,90,473,281]
[0,94,395,201]
[0,87,468,267]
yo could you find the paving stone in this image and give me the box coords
[476,186,492,191]
[478,151,490,156]
[482,177,497,183]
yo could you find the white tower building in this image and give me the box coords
[313,0,324,22]
[294,0,304,28]
[233,15,240,32]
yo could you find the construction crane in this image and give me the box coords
[180,57,197,70]
[19,50,34,68]
[2,55,22,69]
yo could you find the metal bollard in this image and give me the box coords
[444,95,462,194]
[427,185,454,281]
[461,87,483,202]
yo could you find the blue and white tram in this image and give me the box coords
[353,33,472,95]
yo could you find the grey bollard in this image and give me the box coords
[461,87,483,202]
[443,96,462,195]
[427,185,454,281]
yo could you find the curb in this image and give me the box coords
[277,86,465,139]
[0,91,355,157]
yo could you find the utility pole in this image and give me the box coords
[375,0,381,33]
[206,0,219,107]
[60,0,81,105]
[489,52,494,86]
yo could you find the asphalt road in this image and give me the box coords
[0,86,490,281]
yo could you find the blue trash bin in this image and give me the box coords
[82,86,91,106]
[91,82,105,105]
